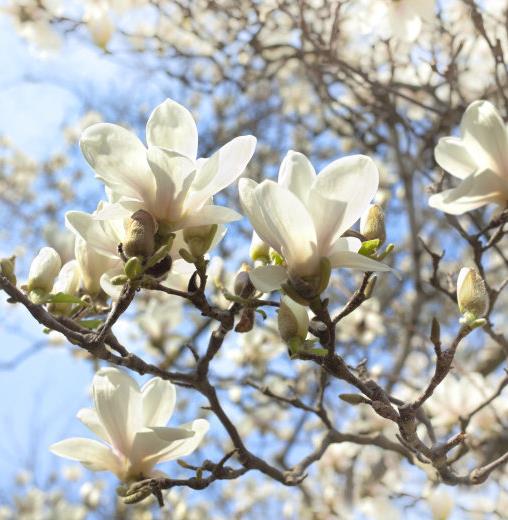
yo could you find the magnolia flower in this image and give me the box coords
[27,247,62,293]
[80,98,256,231]
[239,151,391,293]
[50,368,209,482]
[429,101,508,215]
[48,260,81,315]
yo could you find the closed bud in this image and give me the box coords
[360,204,386,244]
[457,267,488,320]
[278,295,309,343]
[249,232,269,263]
[124,256,143,280]
[234,266,255,298]
[27,247,61,293]
[111,275,128,286]
[183,224,218,258]
[49,260,81,315]
[123,210,157,259]
[0,256,16,285]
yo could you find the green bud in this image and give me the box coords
[183,224,218,258]
[0,256,16,285]
[110,275,128,286]
[146,244,171,269]
[250,232,270,263]
[124,256,143,280]
[360,204,386,244]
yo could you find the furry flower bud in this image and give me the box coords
[234,266,255,299]
[360,204,386,244]
[27,247,61,293]
[0,256,16,285]
[457,267,488,319]
[123,210,157,259]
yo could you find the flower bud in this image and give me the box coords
[249,232,269,263]
[123,210,157,259]
[360,204,386,244]
[124,256,143,280]
[86,7,114,50]
[27,247,61,293]
[49,260,81,315]
[0,256,16,285]
[457,267,488,319]
[278,295,309,344]
[183,224,218,258]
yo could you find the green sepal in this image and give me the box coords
[358,239,380,257]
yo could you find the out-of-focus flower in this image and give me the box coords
[382,0,435,42]
[50,368,209,482]
[79,98,256,231]
[429,101,508,215]
[27,247,61,293]
[239,151,391,294]
[84,4,114,50]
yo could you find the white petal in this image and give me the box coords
[76,408,109,442]
[141,378,176,427]
[146,99,198,160]
[188,135,257,208]
[277,150,316,204]
[50,438,120,473]
[249,265,288,292]
[239,179,285,253]
[157,419,209,462]
[428,168,507,215]
[146,146,196,221]
[460,101,508,173]
[330,236,362,252]
[435,137,478,179]
[177,205,242,229]
[92,368,142,456]
[257,181,318,275]
[100,269,125,300]
[80,123,155,202]
[65,211,120,260]
[328,251,393,273]
[313,155,378,239]
[129,427,195,471]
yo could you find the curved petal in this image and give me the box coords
[177,205,242,229]
[141,378,176,427]
[80,123,155,203]
[92,368,142,456]
[146,146,196,221]
[239,179,285,254]
[257,181,318,275]
[277,150,316,205]
[146,99,198,160]
[435,137,478,179]
[157,419,209,462]
[129,427,195,471]
[249,265,288,292]
[65,211,119,260]
[100,269,125,301]
[328,251,393,273]
[428,168,507,215]
[330,236,362,253]
[50,438,120,473]
[76,408,109,443]
[460,101,508,174]
[312,155,379,239]
[188,135,257,208]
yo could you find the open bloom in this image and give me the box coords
[429,101,508,215]
[80,98,256,230]
[50,368,209,482]
[239,151,391,292]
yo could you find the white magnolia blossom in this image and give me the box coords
[429,101,508,215]
[239,151,392,292]
[50,368,209,482]
[80,98,256,231]
[27,246,62,293]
